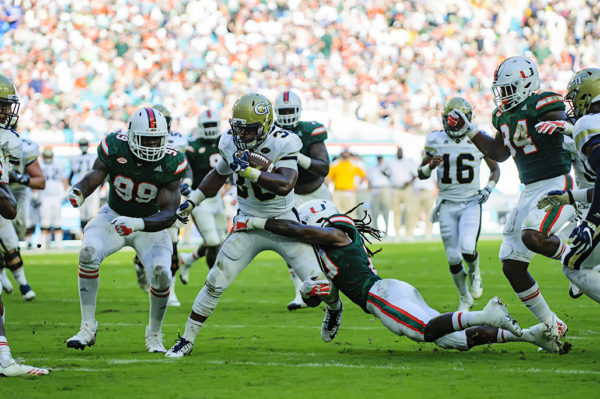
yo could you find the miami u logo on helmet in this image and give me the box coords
[310,203,326,213]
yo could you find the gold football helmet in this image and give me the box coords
[565,68,600,119]
[230,93,274,151]
[0,75,19,130]
[442,97,473,140]
[152,104,171,132]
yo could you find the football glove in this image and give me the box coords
[447,109,478,138]
[8,171,30,186]
[68,187,84,208]
[230,216,267,232]
[230,151,250,174]
[477,186,493,204]
[176,200,195,223]
[535,120,573,136]
[179,182,192,197]
[563,220,598,269]
[537,190,574,212]
[111,216,145,236]
[300,278,331,297]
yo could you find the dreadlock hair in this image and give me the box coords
[326,203,384,257]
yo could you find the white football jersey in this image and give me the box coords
[217,126,301,217]
[563,135,595,189]
[0,129,21,181]
[168,131,188,153]
[40,160,65,197]
[424,130,484,201]
[0,146,7,183]
[69,152,96,185]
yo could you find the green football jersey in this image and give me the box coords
[98,132,187,217]
[318,214,381,313]
[492,91,571,184]
[185,138,221,189]
[277,121,327,186]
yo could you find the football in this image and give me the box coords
[248,151,274,172]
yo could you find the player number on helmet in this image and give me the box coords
[113,175,158,203]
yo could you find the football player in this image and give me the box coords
[448,56,573,337]
[66,107,186,353]
[274,90,332,310]
[0,80,45,299]
[231,199,566,353]
[418,97,500,311]
[133,104,188,307]
[39,147,67,249]
[0,159,48,376]
[69,138,100,231]
[165,93,325,357]
[535,68,600,303]
[178,109,227,280]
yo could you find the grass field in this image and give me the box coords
[2,240,599,398]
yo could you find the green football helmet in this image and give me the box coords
[0,75,19,130]
[152,104,171,132]
[230,93,274,151]
[441,97,473,140]
[565,68,600,119]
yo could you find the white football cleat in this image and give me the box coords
[0,357,49,376]
[468,268,483,299]
[135,263,150,293]
[20,284,36,301]
[287,294,307,311]
[568,282,583,299]
[0,268,13,294]
[145,326,166,353]
[321,301,343,343]
[553,314,568,339]
[481,296,522,336]
[66,320,98,350]
[165,335,194,358]
[178,253,197,285]
[522,322,561,353]
[458,294,474,311]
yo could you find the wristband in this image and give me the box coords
[133,218,146,231]
[248,217,267,230]
[297,153,312,169]
[244,167,261,183]
[466,127,479,139]
[188,189,207,206]
[486,180,496,190]
[419,163,432,177]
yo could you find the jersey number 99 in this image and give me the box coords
[113,175,158,203]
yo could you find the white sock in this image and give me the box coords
[183,317,203,343]
[326,299,342,311]
[517,283,554,323]
[289,266,303,298]
[551,241,567,260]
[78,266,99,323]
[0,335,10,358]
[464,254,479,274]
[11,267,28,286]
[149,285,169,332]
[450,267,470,297]
[55,229,63,248]
[496,328,520,343]
[451,310,487,330]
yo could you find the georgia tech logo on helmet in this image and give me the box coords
[254,102,271,116]
[568,76,583,89]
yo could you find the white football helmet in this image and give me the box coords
[196,109,221,140]
[274,90,302,128]
[127,107,169,162]
[298,199,340,227]
[492,56,540,112]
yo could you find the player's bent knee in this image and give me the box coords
[446,249,462,266]
[204,233,221,247]
[149,265,171,290]
[79,245,100,268]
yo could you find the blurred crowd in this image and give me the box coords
[0,0,598,141]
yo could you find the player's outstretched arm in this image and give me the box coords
[299,142,330,176]
[141,179,181,232]
[263,219,350,246]
[24,160,46,189]
[417,153,442,179]
[73,157,108,198]
[471,130,511,162]
[0,182,17,219]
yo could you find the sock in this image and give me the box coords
[55,229,63,248]
[288,266,303,299]
[0,335,10,358]
[10,267,28,286]
[450,267,470,298]
[551,241,567,260]
[149,285,169,332]
[451,308,494,330]
[517,283,554,323]
[496,328,520,343]
[464,254,479,274]
[183,317,203,343]
[78,266,99,323]
[326,299,342,311]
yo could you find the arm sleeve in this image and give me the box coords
[584,146,600,225]
[216,156,232,175]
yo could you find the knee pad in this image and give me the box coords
[4,249,23,270]
[149,265,171,290]
[445,248,462,266]
[79,245,100,269]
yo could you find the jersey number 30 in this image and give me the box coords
[113,175,158,203]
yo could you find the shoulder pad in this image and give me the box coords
[534,91,564,112]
